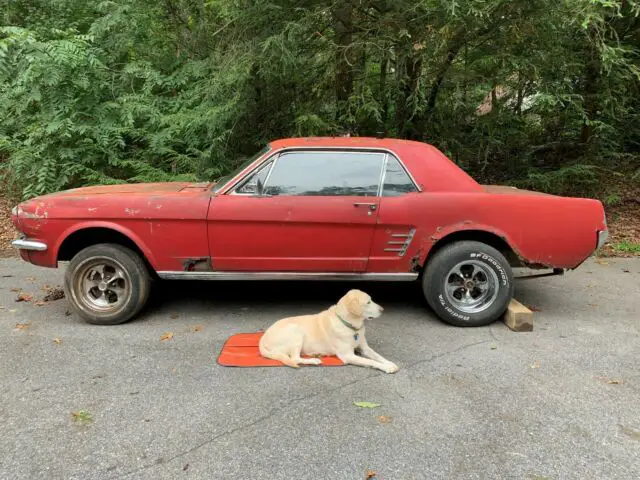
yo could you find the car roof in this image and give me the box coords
[266,137,482,193]
[268,136,427,150]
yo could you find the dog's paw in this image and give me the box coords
[382,362,399,374]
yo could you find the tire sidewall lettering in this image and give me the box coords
[438,294,470,321]
[469,252,509,287]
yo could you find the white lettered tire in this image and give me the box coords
[422,241,514,327]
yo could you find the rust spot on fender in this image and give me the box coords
[21,211,48,220]
[409,248,423,272]
[182,258,212,272]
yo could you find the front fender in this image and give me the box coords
[54,221,159,270]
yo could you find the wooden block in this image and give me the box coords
[503,298,533,332]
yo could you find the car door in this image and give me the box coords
[207,149,385,272]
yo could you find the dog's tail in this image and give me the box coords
[259,345,300,368]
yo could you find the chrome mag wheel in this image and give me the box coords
[443,259,499,314]
[74,259,131,313]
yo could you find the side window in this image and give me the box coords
[235,161,272,195]
[264,151,384,197]
[382,155,418,197]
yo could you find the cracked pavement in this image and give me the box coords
[1,257,639,479]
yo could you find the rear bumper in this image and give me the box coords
[597,230,608,250]
[11,238,48,252]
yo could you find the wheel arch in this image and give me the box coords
[55,223,158,273]
[424,227,523,269]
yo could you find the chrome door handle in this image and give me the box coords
[353,202,377,211]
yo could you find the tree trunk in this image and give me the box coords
[379,53,388,135]
[332,2,355,132]
[581,48,600,146]
[426,32,465,114]
[395,50,423,138]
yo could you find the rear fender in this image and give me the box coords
[422,222,523,266]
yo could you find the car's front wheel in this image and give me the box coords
[422,240,514,327]
[64,243,151,325]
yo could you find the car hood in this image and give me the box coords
[38,182,214,197]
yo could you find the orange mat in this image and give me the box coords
[217,332,344,367]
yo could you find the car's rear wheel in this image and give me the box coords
[64,244,151,325]
[422,240,514,327]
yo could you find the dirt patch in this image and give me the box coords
[42,285,65,302]
[601,202,640,257]
[0,192,18,258]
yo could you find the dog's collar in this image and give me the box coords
[336,313,362,332]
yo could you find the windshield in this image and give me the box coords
[211,145,271,193]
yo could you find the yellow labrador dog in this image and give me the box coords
[259,289,399,373]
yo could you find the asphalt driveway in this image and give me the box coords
[1,257,639,480]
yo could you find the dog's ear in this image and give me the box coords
[343,289,365,317]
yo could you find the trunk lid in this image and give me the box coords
[482,185,555,196]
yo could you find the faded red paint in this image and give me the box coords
[11,137,607,273]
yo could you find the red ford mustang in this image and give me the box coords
[11,137,608,327]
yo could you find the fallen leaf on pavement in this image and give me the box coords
[53,337,62,345]
[15,323,31,330]
[34,300,47,307]
[619,425,640,441]
[354,401,381,409]
[490,345,498,350]
[71,410,93,425]
[622,269,630,273]
[9,309,17,313]
[594,376,623,385]
[26,276,36,281]
[377,415,392,424]
[160,332,174,341]
[530,361,540,369]
[169,313,179,319]
[588,303,598,307]
[595,258,609,265]
[15,292,33,302]
[183,464,189,471]
[366,470,377,479]
[10,287,20,292]
[191,325,203,332]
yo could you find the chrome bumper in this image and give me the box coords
[11,238,48,252]
[597,230,609,249]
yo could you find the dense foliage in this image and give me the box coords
[1,0,639,199]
